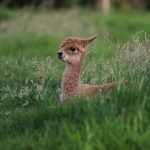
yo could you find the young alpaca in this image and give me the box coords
[57,35,117,102]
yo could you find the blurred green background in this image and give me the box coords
[0,0,149,63]
[0,0,150,60]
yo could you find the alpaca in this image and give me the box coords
[57,35,117,102]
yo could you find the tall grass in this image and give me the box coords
[0,33,149,150]
[0,8,150,150]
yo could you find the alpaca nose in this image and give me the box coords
[57,52,63,59]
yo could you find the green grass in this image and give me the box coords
[0,7,17,21]
[0,8,150,150]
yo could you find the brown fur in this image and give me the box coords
[57,35,117,102]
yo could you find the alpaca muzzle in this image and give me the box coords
[57,52,64,60]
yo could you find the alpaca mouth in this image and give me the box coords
[58,55,65,60]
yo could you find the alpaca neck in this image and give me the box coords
[61,54,85,95]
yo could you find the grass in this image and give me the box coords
[0,8,150,150]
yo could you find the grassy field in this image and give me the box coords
[0,8,150,150]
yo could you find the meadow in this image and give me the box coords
[0,7,150,150]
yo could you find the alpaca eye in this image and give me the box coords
[69,48,76,52]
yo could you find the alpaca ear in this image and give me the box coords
[81,35,97,48]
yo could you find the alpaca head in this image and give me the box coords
[57,35,97,65]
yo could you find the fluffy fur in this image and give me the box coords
[57,35,117,102]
